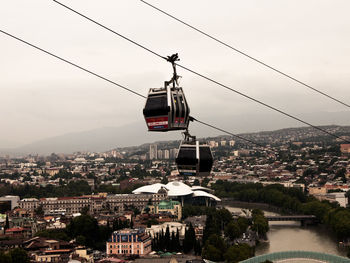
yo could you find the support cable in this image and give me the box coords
[52,0,350,144]
[140,0,350,109]
[0,29,263,147]
[0,30,146,99]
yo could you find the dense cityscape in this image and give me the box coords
[2,1,350,262]
[0,126,350,262]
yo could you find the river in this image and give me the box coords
[225,206,347,257]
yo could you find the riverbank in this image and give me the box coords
[224,204,347,257]
[221,199,283,214]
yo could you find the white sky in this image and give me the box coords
[1,0,350,148]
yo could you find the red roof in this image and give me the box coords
[6,227,28,233]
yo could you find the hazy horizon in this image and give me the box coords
[1,0,350,149]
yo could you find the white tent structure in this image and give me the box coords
[132,181,221,206]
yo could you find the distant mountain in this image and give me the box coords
[1,110,349,156]
[0,122,183,156]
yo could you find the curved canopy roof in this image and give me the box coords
[132,183,167,194]
[191,186,212,193]
[132,181,221,200]
[165,181,193,197]
[192,190,221,201]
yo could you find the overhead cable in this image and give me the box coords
[0,30,146,99]
[191,117,265,148]
[52,0,350,144]
[140,0,350,109]
[0,29,261,147]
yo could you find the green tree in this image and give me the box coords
[0,251,11,263]
[76,235,86,245]
[81,206,90,215]
[66,215,100,248]
[201,178,210,187]
[164,226,171,251]
[9,248,30,263]
[35,205,44,217]
[161,176,168,184]
[224,244,253,263]
[183,223,196,253]
[251,209,269,239]
[5,214,9,230]
[225,221,241,240]
[202,234,227,261]
[35,229,69,241]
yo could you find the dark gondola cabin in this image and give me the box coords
[176,140,213,176]
[143,85,190,131]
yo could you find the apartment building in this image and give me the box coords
[19,192,167,215]
[107,192,167,212]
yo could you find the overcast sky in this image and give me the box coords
[1,0,350,148]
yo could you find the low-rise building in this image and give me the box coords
[107,192,167,213]
[106,229,151,256]
[18,198,40,211]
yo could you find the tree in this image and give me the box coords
[224,244,253,263]
[183,223,196,253]
[5,214,9,230]
[9,248,30,263]
[81,206,90,215]
[202,244,222,261]
[66,215,100,248]
[225,221,241,241]
[175,229,181,251]
[35,229,70,241]
[133,207,141,215]
[76,235,86,245]
[251,209,269,239]
[161,176,168,184]
[35,205,44,217]
[201,178,210,187]
[194,239,202,255]
[164,226,171,251]
[202,234,227,261]
[144,206,150,214]
[0,251,11,263]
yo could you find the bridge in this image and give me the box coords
[243,215,318,226]
[265,215,317,222]
[240,251,350,263]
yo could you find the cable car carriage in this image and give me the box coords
[176,132,213,176]
[143,54,190,131]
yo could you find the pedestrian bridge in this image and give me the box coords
[240,251,350,263]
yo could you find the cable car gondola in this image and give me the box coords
[143,54,190,132]
[175,132,213,176]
